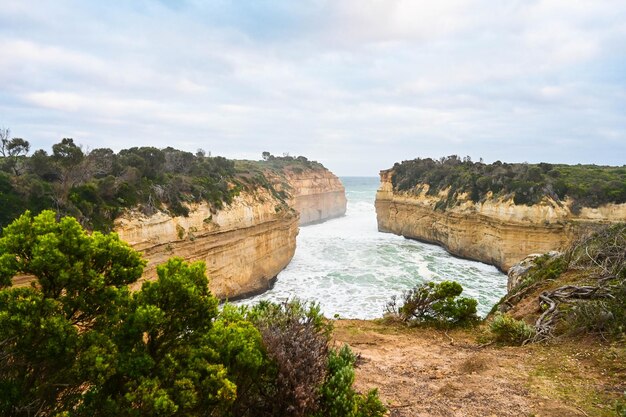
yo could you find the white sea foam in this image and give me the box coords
[236,177,507,319]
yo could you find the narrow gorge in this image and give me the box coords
[116,163,346,299]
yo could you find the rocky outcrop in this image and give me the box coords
[375,170,626,272]
[284,168,347,225]
[507,251,560,291]
[115,188,298,299]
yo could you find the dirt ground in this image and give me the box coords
[333,320,626,417]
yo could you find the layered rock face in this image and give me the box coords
[114,166,346,299]
[284,168,347,226]
[375,170,626,272]
[116,189,298,299]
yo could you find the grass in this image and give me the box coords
[525,340,626,416]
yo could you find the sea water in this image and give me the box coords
[237,177,507,319]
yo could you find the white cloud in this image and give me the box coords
[0,0,625,175]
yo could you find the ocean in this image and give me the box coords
[237,177,507,319]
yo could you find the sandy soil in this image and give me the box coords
[333,320,625,417]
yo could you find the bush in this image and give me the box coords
[563,283,626,338]
[386,281,479,326]
[314,345,386,417]
[489,313,535,345]
[0,212,384,417]
[236,300,332,417]
[0,143,240,231]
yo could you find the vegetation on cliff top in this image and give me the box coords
[389,155,626,209]
[0,210,384,417]
[0,133,239,231]
[491,223,626,344]
[0,130,327,232]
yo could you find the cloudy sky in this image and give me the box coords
[1,1,625,175]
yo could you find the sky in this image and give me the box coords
[1,0,625,176]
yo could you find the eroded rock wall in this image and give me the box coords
[375,170,626,271]
[285,168,347,225]
[113,164,346,299]
[115,189,298,299]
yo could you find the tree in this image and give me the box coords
[76,259,243,417]
[0,211,258,416]
[0,210,144,416]
[52,138,84,168]
[262,151,271,161]
[0,131,30,176]
[386,281,479,326]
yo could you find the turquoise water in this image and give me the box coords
[238,177,507,319]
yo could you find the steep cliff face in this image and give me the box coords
[114,165,346,299]
[375,170,626,271]
[115,188,298,299]
[283,168,347,226]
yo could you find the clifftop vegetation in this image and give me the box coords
[0,133,238,231]
[0,132,329,232]
[389,155,626,209]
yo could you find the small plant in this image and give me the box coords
[314,345,387,417]
[386,281,479,326]
[459,354,489,374]
[176,224,185,239]
[489,313,535,345]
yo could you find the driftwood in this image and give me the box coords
[532,283,618,342]
[529,224,625,342]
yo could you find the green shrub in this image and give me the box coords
[386,281,479,326]
[563,282,626,338]
[0,143,240,230]
[314,345,386,417]
[0,211,384,417]
[489,313,535,345]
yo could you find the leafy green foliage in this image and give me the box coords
[0,211,383,416]
[0,210,145,416]
[386,281,479,326]
[390,155,626,208]
[314,345,386,417]
[489,313,535,345]
[257,152,323,171]
[0,141,238,231]
[76,258,242,417]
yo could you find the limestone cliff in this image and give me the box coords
[114,164,346,299]
[375,170,626,272]
[115,188,298,300]
[283,168,347,226]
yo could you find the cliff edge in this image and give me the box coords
[284,167,347,226]
[375,160,626,271]
[116,160,346,299]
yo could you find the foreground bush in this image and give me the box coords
[489,313,535,345]
[0,210,384,417]
[314,345,386,417]
[386,280,479,326]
